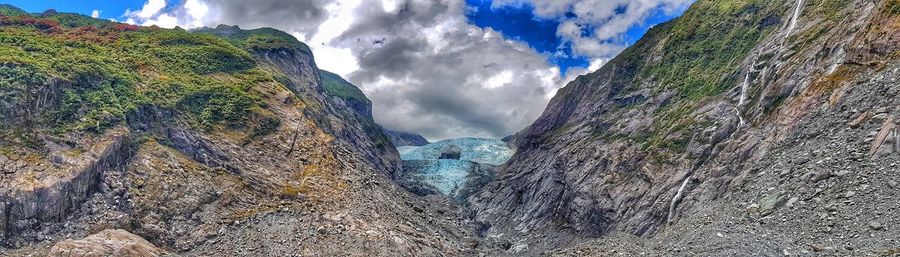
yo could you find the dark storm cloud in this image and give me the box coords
[312,0,563,140]
[198,0,330,36]
[336,0,450,38]
[355,37,429,79]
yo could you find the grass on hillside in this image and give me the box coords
[0,11,275,133]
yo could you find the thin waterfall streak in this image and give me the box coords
[739,72,750,106]
[785,0,804,40]
[667,176,692,224]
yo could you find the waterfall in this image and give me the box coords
[784,0,804,40]
[738,72,750,106]
[667,176,692,225]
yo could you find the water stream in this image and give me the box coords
[738,72,751,106]
[667,175,692,224]
[784,0,804,40]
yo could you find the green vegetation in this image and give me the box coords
[319,70,370,104]
[42,10,113,28]
[588,0,787,153]
[888,0,900,14]
[0,4,26,17]
[194,25,312,53]
[637,0,781,101]
[0,10,272,133]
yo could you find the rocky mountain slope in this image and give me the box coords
[472,0,900,255]
[385,129,430,147]
[0,7,485,256]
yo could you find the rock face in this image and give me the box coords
[0,128,131,245]
[472,0,900,254]
[555,63,900,256]
[0,13,484,256]
[439,145,462,160]
[48,229,165,257]
[384,129,430,147]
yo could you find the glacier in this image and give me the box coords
[396,138,514,201]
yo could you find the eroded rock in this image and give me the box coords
[48,229,167,257]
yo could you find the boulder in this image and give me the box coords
[48,229,167,257]
[439,145,462,160]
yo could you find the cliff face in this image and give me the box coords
[195,25,400,177]
[385,129,430,147]
[472,0,899,253]
[0,11,481,256]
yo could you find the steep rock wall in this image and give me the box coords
[472,0,899,252]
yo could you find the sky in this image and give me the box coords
[2,0,691,141]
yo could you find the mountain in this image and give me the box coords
[0,10,484,256]
[1,1,898,256]
[472,0,900,255]
[316,71,431,148]
[385,129,430,147]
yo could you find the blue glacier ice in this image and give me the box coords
[397,138,514,201]
[398,138,514,165]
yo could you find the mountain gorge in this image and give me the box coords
[0,0,898,256]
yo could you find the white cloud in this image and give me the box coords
[484,70,514,89]
[136,0,167,18]
[142,13,178,28]
[305,0,361,77]
[329,1,566,139]
[183,0,209,27]
[91,9,101,18]
[382,0,399,13]
[312,45,360,77]
[494,0,692,60]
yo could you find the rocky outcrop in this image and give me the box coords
[472,0,900,254]
[255,44,400,177]
[0,64,67,130]
[1,128,131,247]
[197,25,400,177]
[439,145,462,160]
[48,229,166,257]
[385,129,429,147]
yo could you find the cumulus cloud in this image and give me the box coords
[134,0,166,18]
[121,0,680,140]
[492,0,692,59]
[91,9,101,18]
[325,0,565,140]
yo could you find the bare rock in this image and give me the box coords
[849,112,870,128]
[868,222,884,231]
[758,193,786,216]
[439,145,462,160]
[48,229,167,257]
[868,118,894,157]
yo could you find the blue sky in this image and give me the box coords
[466,0,685,74]
[1,0,142,19]
[465,0,590,73]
